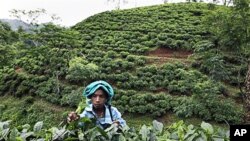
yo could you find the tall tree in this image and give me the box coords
[107,0,129,10]
[223,0,233,6]
[205,0,250,108]
[246,64,250,109]
[9,9,61,26]
[0,22,18,69]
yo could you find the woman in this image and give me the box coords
[67,80,126,129]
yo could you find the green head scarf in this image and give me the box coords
[83,80,114,105]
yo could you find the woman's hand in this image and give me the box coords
[112,120,120,127]
[67,112,79,123]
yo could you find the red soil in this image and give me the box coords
[147,47,192,58]
[146,47,193,65]
[15,67,23,73]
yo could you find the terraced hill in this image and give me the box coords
[73,3,210,53]
[0,2,247,128]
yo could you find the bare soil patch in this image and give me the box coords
[15,67,23,73]
[147,47,192,58]
[146,47,193,65]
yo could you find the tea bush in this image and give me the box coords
[0,119,229,141]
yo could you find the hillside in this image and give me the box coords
[0,2,249,130]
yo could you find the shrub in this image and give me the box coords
[61,87,84,107]
[0,119,229,141]
[173,96,195,118]
[24,96,35,104]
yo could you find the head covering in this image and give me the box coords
[83,80,114,105]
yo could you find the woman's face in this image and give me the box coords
[91,89,107,109]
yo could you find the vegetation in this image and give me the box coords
[0,119,229,141]
[1,1,250,139]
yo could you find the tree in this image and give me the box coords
[0,22,18,68]
[223,0,233,6]
[246,63,250,109]
[9,8,61,26]
[66,57,99,85]
[0,21,19,44]
[107,0,129,10]
[34,23,83,48]
[205,0,250,108]
[0,44,16,68]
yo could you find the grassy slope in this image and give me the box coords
[0,96,72,128]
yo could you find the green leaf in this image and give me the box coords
[195,137,205,141]
[34,121,43,132]
[1,128,10,140]
[200,131,207,140]
[89,129,101,141]
[78,131,84,141]
[184,129,197,140]
[51,126,69,140]
[9,128,20,141]
[152,120,163,134]
[22,124,31,132]
[201,121,214,134]
[20,131,35,140]
[186,133,199,141]
[37,138,46,141]
[97,126,109,139]
[15,137,23,141]
[212,138,224,141]
[118,134,126,141]
[75,101,86,114]
[187,124,194,130]
[0,120,11,130]
[139,125,149,141]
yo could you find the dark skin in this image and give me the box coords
[67,89,119,125]
[91,89,107,117]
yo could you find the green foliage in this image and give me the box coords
[0,119,229,141]
[66,57,100,83]
[193,49,247,85]
[0,2,248,129]
[192,80,244,123]
[0,21,19,44]
[74,3,211,53]
[0,96,68,129]
[201,0,250,87]
[173,96,195,118]
[204,1,250,51]
[61,87,84,107]
[163,120,229,141]
[35,23,83,48]
[0,44,16,68]
[113,92,174,117]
